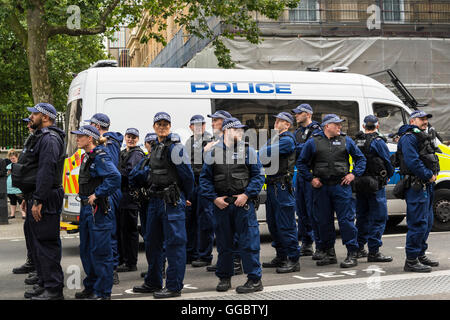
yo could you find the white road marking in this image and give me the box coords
[183,284,198,290]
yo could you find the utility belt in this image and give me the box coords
[223,196,260,211]
[353,174,387,194]
[393,174,431,199]
[265,174,294,194]
[317,176,345,186]
[79,196,110,215]
[150,183,181,206]
[130,187,150,203]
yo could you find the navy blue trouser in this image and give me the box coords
[185,186,199,262]
[110,189,122,268]
[79,202,114,298]
[312,183,359,252]
[145,194,187,292]
[197,192,215,262]
[266,182,300,262]
[23,201,34,264]
[143,199,166,280]
[28,189,64,292]
[405,183,434,260]
[356,188,388,253]
[214,202,261,281]
[296,176,322,248]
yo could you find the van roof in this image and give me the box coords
[68,67,405,105]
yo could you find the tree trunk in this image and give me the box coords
[26,3,53,105]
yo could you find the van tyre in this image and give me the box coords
[432,189,450,232]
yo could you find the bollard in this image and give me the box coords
[0,158,8,225]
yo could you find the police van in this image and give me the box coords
[60,63,450,233]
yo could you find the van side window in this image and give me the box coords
[212,99,360,147]
[372,103,406,141]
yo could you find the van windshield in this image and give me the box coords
[212,99,360,148]
[65,99,82,156]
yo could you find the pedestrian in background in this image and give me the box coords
[6,149,25,219]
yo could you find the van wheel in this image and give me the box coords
[432,189,450,232]
[386,215,404,228]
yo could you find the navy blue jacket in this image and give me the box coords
[259,131,296,177]
[397,124,434,181]
[294,120,322,157]
[297,131,367,182]
[368,134,394,178]
[103,131,124,168]
[119,146,145,209]
[129,156,150,189]
[86,145,121,198]
[199,138,265,201]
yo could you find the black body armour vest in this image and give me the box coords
[398,129,440,177]
[355,132,388,178]
[78,149,106,197]
[211,143,250,196]
[295,123,321,144]
[312,134,349,180]
[11,128,65,194]
[149,139,182,189]
[190,133,212,178]
[118,146,145,190]
[264,134,296,183]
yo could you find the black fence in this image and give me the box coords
[0,112,65,150]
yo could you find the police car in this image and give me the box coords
[61,62,450,232]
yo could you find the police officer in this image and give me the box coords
[117,128,145,272]
[71,125,121,300]
[354,115,394,262]
[297,114,366,268]
[292,103,324,260]
[143,112,195,298]
[397,110,440,272]
[260,112,301,273]
[85,113,123,284]
[185,115,215,268]
[200,117,265,293]
[13,103,66,300]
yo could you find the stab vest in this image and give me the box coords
[149,139,181,189]
[312,134,349,180]
[211,143,250,196]
[118,146,145,190]
[189,133,212,178]
[78,149,106,197]
[11,127,65,194]
[295,123,322,144]
[355,131,388,178]
[398,128,440,176]
[264,134,296,182]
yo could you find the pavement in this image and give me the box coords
[1,208,450,301]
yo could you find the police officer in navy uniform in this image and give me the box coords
[117,128,145,272]
[297,114,366,268]
[200,117,265,293]
[85,113,123,284]
[292,103,324,260]
[12,103,66,300]
[71,125,121,300]
[396,110,440,272]
[354,115,394,263]
[143,112,195,298]
[185,115,215,268]
[260,112,301,273]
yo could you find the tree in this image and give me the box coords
[1,0,300,106]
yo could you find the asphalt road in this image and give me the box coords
[1,219,450,300]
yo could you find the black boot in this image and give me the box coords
[356,247,368,259]
[206,264,217,272]
[24,285,45,299]
[404,258,432,273]
[31,289,64,300]
[236,279,263,294]
[75,288,94,299]
[133,283,161,293]
[312,250,327,261]
[418,255,439,267]
[300,243,314,257]
[192,259,212,268]
[216,278,231,292]
[368,251,393,263]
[153,288,181,299]
[12,258,35,274]
[234,258,243,275]
[117,264,137,272]
[262,256,285,268]
[24,274,40,285]
[340,251,358,268]
[276,259,300,274]
[316,248,337,266]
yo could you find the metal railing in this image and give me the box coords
[0,112,65,150]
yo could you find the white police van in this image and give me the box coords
[61,63,450,232]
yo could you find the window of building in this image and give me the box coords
[289,0,319,22]
[372,103,407,140]
[212,99,360,149]
[381,0,404,22]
